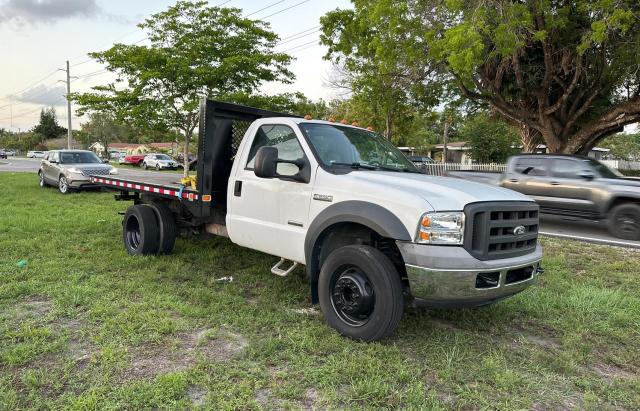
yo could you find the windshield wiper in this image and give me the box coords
[376,165,420,173]
[330,162,378,170]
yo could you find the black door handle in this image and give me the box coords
[509,179,518,183]
[550,181,561,186]
[234,180,242,197]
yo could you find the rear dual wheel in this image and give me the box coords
[123,203,177,255]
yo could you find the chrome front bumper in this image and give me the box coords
[398,243,543,308]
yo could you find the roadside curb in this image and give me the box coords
[539,231,640,249]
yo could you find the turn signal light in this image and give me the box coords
[421,215,430,227]
[419,231,430,241]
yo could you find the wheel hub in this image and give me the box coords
[331,268,374,325]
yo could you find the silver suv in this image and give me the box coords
[38,150,118,194]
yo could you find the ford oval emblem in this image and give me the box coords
[513,225,526,236]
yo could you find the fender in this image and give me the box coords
[304,201,412,302]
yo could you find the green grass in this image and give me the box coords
[1,172,639,409]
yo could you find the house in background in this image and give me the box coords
[428,142,473,164]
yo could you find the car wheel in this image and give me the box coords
[145,203,177,254]
[58,175,70,194]
[155,164,160,171]
[122,205,160,255]
[609,203,640,241]
[142,162,147,169]
[38,171,47,187]
[318,245,404,342]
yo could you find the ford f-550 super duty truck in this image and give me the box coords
[90,100,543,341]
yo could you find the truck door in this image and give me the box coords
[43,151,59,183]
[545,158,598,215]
[227,123,315,263]
[504,157,554,209]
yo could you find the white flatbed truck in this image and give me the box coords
[92,100,543,341]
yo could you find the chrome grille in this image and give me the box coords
[464,202,539,261]
[81,168,110,176]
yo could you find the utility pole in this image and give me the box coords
[442,120,449,164]
[65,61,73,149]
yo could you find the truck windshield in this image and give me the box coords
[300,123,419,173]
[60,152,102,164]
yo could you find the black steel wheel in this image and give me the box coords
[122,205,160,255]
[609,203,640,241]
[318,245,403,341]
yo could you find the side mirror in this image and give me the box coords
[253,146,310,183]
[579,170,595,180]
[254,146,279,179]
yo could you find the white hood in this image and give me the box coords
[345,171,532,211]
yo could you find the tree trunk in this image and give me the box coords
[442,120,449,163]
[519,125,543,153]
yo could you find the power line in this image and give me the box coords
[245,0,286,17]
[277,29,319,46]
[280,39,318,53]
[278,25,319,42]
[0,69,59,102]
[290,44,320,55]
[258,0,312,19]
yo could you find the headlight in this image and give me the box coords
[109,167,119,175]
[416,212,465,245]
[67,167,82,174]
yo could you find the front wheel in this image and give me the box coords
[58,175,70,194]
[141,162,147,169]
[609,203,640,240]
[38,171,47,187]
[318,245,404,342]
[155,164,160,171]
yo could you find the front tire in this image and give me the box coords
[38,171,47,187]
[142,162,147,170]
[609,203,640,240]
[58,175,70,194]
[123,205,160,255]
[155,164,160,171]
[318,245,404,342]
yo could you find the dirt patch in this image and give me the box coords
[254,388,271,407]
[517,333,561,350]
[429,318,463,332]
[289,307,320,316]
[590,363,636,381]
[6,295,53,321]
[127,327,248,380]
[187,385,208,407]
[298,388,319,410]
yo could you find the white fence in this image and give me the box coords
[600,159,640,170]
[419,162,507,176]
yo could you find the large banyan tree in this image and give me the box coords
[321,0,640,153]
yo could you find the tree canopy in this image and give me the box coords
[459,115,521,163]
[320,0,640,154]
[73,1,294,175]
[32,107,66,140]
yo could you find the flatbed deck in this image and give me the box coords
[90,175,204,202]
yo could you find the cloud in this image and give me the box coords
[0,0,100,24]
[16,84,66,106]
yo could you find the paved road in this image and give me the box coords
[2,157,639,248]
[0,157,182,182]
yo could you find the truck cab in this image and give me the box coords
[92,100,543,341]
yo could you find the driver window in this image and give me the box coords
[246,125,305,176]
[552,159,589,179]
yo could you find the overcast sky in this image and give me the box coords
[0,0,352,131]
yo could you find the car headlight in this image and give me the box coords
[109,167,119,175]
[416,212,465,245]
[67,167,82,174]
